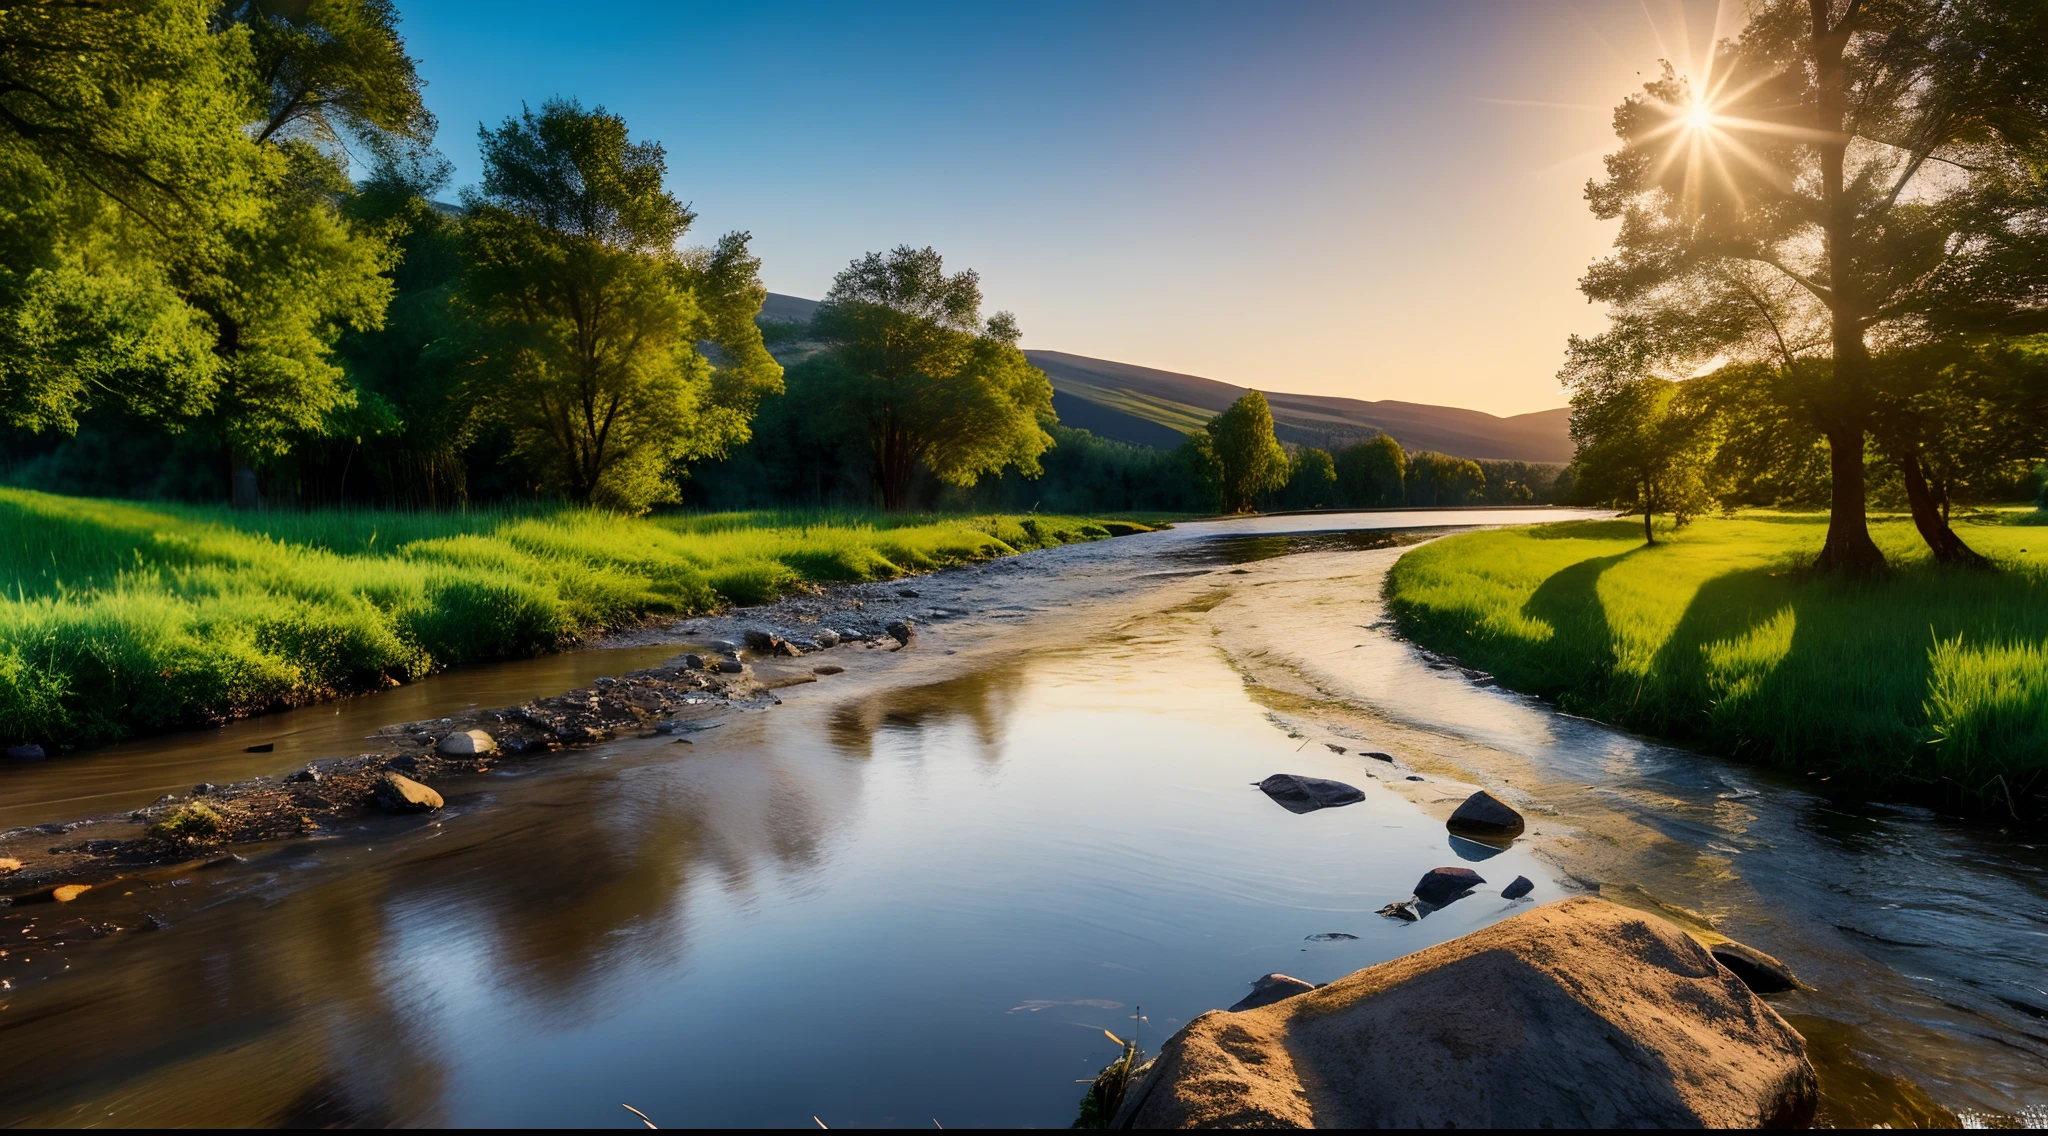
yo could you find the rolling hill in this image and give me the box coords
[758,294,1572,463]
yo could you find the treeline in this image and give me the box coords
[1558,0,2048,570]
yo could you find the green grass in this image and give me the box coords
[1385,510,2048,818]
[0,488,1148,749]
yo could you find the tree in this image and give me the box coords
[223,0,433,164]
[1334,435,1405,507]
[1567,375,1714,544]
[1282,446,1336,509]
[810,246,1052,510]
[459,99,778,511]
[1206,391,1288,513]
[1577,0,2048,573]
[1405,451,1487,507]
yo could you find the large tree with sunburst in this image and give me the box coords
[1570,0,2048,574]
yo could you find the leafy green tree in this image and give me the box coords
[809,245,1053,510]
[1576,0,2048,573]
[1405,451,1487,508]
[1176,431,1224,514]
[224,0,433,162]
[1334,435,1404,508]
[1205,391,1288,513]
[459,99,778,512]
[1282,446,1336,509]
[1567,376,1714,544]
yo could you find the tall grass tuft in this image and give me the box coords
[1385,511,2048,818]
[0,488,1142,749]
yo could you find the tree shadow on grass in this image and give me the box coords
[1508,550,1641,704]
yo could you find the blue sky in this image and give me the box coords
[399,1,1739,415]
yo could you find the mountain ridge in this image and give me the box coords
[759,293,1571,464]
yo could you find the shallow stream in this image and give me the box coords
[0,510,2040,1127]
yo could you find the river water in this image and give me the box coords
[0,509,2041,1128]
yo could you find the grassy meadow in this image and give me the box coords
[1385,511,2048,818]
[0,488,1150,750]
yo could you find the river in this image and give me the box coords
[0,509,2040,1127]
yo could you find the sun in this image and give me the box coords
[1684,100,1715,131]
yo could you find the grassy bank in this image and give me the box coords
[1385,511,2048,818]
[0,488,1150,750]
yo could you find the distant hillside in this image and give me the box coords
[759,293,1572,463]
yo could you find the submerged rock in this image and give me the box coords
[1361,750,1395,762]
[1711,940,1800,994]
[680,653,706,670]
[1447,789,1526,838]
[1255,773,1365,814]
[1304,932,1359,942]
[1501,875,1535,900]
[1377,901,1419,922]
[1229,973,1316,1012]
[6,744,45,761]
[1115,898,1818,1129]
[1413,866,1485,907]
[372,772,443,813]
[436,729,497,757]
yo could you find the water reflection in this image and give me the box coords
[825,665,1024,762]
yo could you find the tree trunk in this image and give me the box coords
[1812,419,1886,574]
[1805,1,1887,577]
[1900,449,1991,568]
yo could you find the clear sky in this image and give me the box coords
[398,0,1739,416]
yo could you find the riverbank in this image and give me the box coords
[0,510,2039,1126]
[0,488,1150,752]
[1383,511,2048,820]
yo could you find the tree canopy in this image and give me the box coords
[459,98,779,512]
[1205,391,1288,513]
[1574,0,2048,572]
[806,245,1052,510]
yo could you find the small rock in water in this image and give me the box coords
[1255,773,1365,814]
[1414,866,1485,907]
[1377,901,1419,922]
[716,656,745,674]
[244,742,274,753]
[1229,973,1317,1012]
[1502,876,1535,900]
[1405,774,1426,781]
[710,639,740,654]
[386,754,419,774]
[897,588,920,598]
[6,744,46,760]
[1304,932,1359,942]
[813,629,841,648]
[813,664,845,676]
[886,619,917,646]
[0,857,21,875]
[1447,789,1526,838]
[51,884,90,903]
[1324,743,1347,754]
[743,629,780,651]
[372,772,443,813]
[192,783,218,796]
[680,653,705,670]
[773,639,804,657]
[1710,940,1800,994]
[288,767,323,783]
[1361,751,1395,762]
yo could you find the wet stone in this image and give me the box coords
[1377,901,1419,922]
[1711,940,1800,994]
[1229,973,1317,1012]
[372,773,443,813]
[1501,876,1535,900]
[1414,866,1485,907]
[1362,751,1395,762]
[1447,790,1526,839]
[680,653,706,669]
[436,729,497,757]
[1255,773,1365,814]
[1304,933,1358,942]
[886,619,917,646]
[743,630,780,651]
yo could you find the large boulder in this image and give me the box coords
[1115,898,1817,1129]
[1255,774,1365,815]
[1446,789,1525,838]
